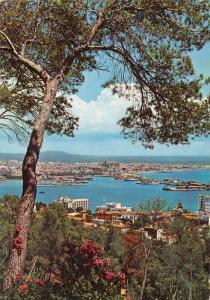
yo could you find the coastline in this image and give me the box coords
[1,165,210,185]
[1,169,210,212]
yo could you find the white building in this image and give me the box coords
[119,212,141,221]
[197,195,210,222]
[57,196,89,211]
[96,202,131,212]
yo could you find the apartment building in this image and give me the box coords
[96,202,131,212]
[198,195,210,223]
[57,196,89,211]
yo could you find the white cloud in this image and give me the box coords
[70,88,129,134]
[1,85,210,156]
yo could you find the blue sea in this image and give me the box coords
[0,168,210,212]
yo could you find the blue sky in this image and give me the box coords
[0,43,210,156]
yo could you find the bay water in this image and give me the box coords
[0,168,210,212]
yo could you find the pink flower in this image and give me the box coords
[36,279,44,286]
[80,240,104,263]
[118,272,126,285]
[13,236,23,255]
[93,258,104,267]
[104,271,115,281]
[102,258,111,268]
[14,236,22,244]
[15,224,22,233]
[18,284,28,295]
[25,278,32,284]
[15,273,22,281]
[93,258,111,268]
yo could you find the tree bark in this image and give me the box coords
[139,263,148,300]
[138,244,152,300]
[3,78,59,290]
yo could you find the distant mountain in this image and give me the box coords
[0,151,114,163]
[0,151,210,165]
[0,151,209,164]
[40,151,104,162]
[0,153,24,161]
[0,151,96,162]
[0,151,141,163]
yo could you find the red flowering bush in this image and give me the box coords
[12,275,45,298]
[92,258,104,266]
[104,271,115,281]
[80,240,104,262]
[52,239,125,299]
[4,236,125,300]
[18,284,28,295]
[118,272,126,285]
[25,278,33,284]
[80,240,112,270]
[103,271,126,285]
[79,240,126,292]
[12,224,23,255]
[15,273,22,281]
[12,236,23,255]
[36,279,44,286]
[15,224,22,233]
[80,240,113,268]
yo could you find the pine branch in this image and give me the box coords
[0,30,50,82]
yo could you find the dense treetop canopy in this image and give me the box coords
[0,0,210,146]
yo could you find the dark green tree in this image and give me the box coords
[0,76,78,143]
[132,215,151,229]
[139,197,170,221]
[0,199,208,299]
[0,196,20,289]
[76,206,84,213]
[144,219,209,300]
[0,0,209,288]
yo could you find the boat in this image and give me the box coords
[136,180,161,185]
[162,187,171,191]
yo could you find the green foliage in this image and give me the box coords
[0,79,79,142]
[0,196,209,299]
[132,215,151,229]
[139,197,170,222]
[26,203,73,275]
[0,0,209,146]
[76,206,84,213]
[0,84,30,143]
[143,223,209,300]
[139,197,169,212]
[85,214,93,222]
[0,195,20,288]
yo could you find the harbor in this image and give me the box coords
[116,175,210,191]
[163,181,210,191]
[1,169,210,212]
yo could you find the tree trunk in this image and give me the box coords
[139,263,148,300]
[139,245,152,300]
[3,78,59,290]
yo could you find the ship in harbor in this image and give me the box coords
[163,181,210,191]
[136,176,179,185]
